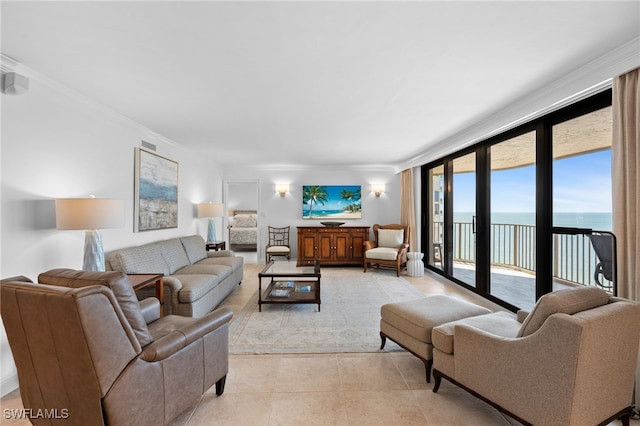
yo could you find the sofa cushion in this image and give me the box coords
[159,238,191,274]
[173,274,221,303]
[366,247,398,261]
[180,235,208,264]
[38,268,153,347]
[378,229,404,248]
[432,311,520,354]
[198,255,243,269]
[517,287,610,337]
[108,243,170,276]
[174,264,232,281]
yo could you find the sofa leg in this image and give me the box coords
[423,359,433,383]
[621,414,630,426]
[380,332,386,350]
[215,375,227,396]
[433,369,442,393]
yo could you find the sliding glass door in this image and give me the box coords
[552,106,613,292]
[426,164,444,270]
[452,153,476,286]
[422,90,612,311]
[489,131,537,309]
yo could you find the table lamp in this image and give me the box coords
[197,202,224,243]
[55,196,125,271]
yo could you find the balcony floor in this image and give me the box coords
[449,262,575,310]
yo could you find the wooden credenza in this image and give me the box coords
[297,226,370,266]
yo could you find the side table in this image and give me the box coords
[128,273,164,316]
[206,241,226,251]
[407,252,425,277]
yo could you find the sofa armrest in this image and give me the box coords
[139,297,161,324]
[207,250,234,258]
[140,307,233,362]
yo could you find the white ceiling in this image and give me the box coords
[2,1,639,170]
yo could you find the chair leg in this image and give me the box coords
[380,332,386,349]
[215,375,227,396]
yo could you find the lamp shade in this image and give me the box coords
[56,198,125,230]
[197,202,224,218]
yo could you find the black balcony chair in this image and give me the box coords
[589,232,615,292]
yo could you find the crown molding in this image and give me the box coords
[229,163,398,173]
[397,36,640,172]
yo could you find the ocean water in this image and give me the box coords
[453,212,612,231]
[449,211,613,287]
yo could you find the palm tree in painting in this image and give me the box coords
[340,188,362,213]
[340,189,354,211]
[303,186,329,218]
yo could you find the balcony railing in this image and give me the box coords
[433,222,613,289]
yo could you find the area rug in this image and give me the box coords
[229,268,425,354]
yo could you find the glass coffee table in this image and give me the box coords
[258,260,321,312]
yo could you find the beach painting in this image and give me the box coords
[135,148,179,231]
[302,185,362,220]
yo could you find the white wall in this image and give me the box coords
[227,181,259,211]
[0,74,223,396]
[223,166,401,261]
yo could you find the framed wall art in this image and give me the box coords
[302,185,362,220]
[134,148,179,231]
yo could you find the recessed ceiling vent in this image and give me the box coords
[141,140,157,151]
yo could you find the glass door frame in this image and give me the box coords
[421,89,612,312]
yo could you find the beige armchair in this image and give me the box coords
[431,287,640,426]
[1,269,233,425]
[363,224,409,276]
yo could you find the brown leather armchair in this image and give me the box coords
[363,224,410,277]
[1,269,233,425]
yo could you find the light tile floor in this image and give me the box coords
[0,263,636,425]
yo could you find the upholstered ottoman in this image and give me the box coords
[380,295,491,382]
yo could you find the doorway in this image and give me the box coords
[224,180,260,264]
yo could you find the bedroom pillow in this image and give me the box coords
[234,214,257,228]
[378,229,404,248]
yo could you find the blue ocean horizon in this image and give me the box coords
[302,209,348,218]
[453,212,612,231]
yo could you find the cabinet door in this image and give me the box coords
[299,232,317,263]
[318,233,333,261]
[350,233,365,261]
[334,234,349,262]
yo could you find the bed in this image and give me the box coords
[229,210,258,250]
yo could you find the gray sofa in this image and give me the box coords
[106,235,243,317]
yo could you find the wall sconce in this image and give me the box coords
[197,202,224,242]
[371,184,385,197]
[55,196,125,271]
[276,183,290,198]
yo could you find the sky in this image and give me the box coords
[453,149,612,213]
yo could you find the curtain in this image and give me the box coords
[400,168,417,251]
[612,67,640,413]
[612,67,640,302]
